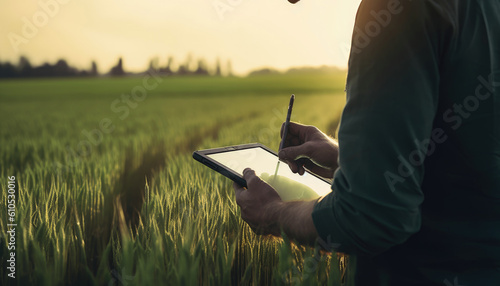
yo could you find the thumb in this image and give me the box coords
[242,168,262,188]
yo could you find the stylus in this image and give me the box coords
[274,94,295,177]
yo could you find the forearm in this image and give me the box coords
[270,199,319,246]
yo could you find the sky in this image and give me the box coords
[0,0,361,75]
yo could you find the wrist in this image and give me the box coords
[272,200,319,246]
[263,200,286,236]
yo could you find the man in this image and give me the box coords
[233,0,500,285]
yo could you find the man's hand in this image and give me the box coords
[279,122,339,179]
[233,168,283,236]
[234,168,320,245]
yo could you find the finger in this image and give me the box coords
[278,150,300,173]
[293,159,305,175]
[242,168,261,188]
[242,168,255,178]
[298,166,305,175]
[297,159,334,178]
[280,122,303,139]
[289,161,299,173]
[302,160,324,175]
[278,144,310,162]
[296,158,309,175]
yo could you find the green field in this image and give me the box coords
[0,73,351,285]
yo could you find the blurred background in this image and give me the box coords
[0,0,360,76]
[0,0,361,285]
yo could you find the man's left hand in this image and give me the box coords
[234,168,320,246]
[233,168,283,236]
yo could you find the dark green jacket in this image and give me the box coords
[312,1,500,285]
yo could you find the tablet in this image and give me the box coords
[193,143,332,201]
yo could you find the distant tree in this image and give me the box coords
[0,57,102,78]
[29,59,78,77]
[159,56,174,75]
[54,59,78,76]
[248,67,280,76]
[194,58,209,76]
[18,56,33,76]
[0,54,239,78]
[109,57,125,76]
[147,57,159,73]
[0,61,18,78]
[167,56,175,74]
[177,64,187,75]
[33,63,54,77]
[214,58,222,77]
[177,54,194,76]
[90,61,98,76]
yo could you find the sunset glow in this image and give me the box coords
[0,0,361,74]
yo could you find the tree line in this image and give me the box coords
[0,55,233,78]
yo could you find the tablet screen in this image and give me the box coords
[207,146,332,201]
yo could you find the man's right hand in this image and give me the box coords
[279,122,339,179]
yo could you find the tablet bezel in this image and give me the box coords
[192,143,332,189]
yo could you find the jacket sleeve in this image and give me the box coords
[312,0,451,256]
